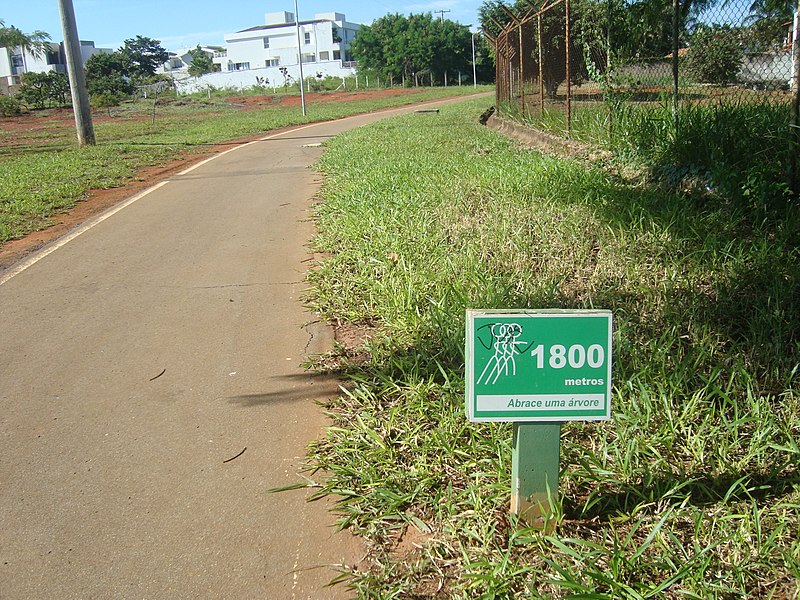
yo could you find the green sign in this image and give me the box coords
[466,309,612,422]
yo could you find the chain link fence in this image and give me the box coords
[486,0,800,196]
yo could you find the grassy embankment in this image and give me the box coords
[307,99,799,598]
[518,97,793,204]
[0,86,491,244]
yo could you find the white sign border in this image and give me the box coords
[465,309,613,423]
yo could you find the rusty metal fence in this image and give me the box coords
[485,0,800,194]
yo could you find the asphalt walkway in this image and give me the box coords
[0,99,476,598]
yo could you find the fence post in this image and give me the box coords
[566,0,572,133]
[791,0,800,196]
[493,37,500,109]
[519,23,525,114]
[672,0,680,129]
[538,15,545,114]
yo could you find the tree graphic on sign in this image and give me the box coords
[477,323,531,385]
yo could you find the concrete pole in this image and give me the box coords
[57,0,95,146]
[294,0,306,116]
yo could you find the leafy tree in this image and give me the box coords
[478,0,588,97]
[0,19,50,57]
[351,13,473,84]
[47,71,70,104]
[187,45,215,77]
[473,34,496,83]
[120,36,168,78]
[684,24,744,84]
[18,72,50,109]
[741,0,796,51]
[85,51,134,98]
[18,71,70,108]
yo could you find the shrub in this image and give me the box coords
[18,71,69,109]
[0,95,22,116]
[685,25,744,85]
[91,91,122,116]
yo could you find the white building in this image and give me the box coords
[0,41,110,94]
[173,11,360,94]
[161,46,225,75]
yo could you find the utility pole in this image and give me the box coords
[57,0,95,146]
[434,9,451,21]
[294,0,307,116]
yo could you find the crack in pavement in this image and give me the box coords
[193,282,300,289]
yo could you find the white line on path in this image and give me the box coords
[0,181,170,286]
[0,122,329,287]
[0,98,461,287]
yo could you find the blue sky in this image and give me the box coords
[4,1,484,52]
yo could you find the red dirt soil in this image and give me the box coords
[0,88,428,271]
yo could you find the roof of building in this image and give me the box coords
[237,18,331,33]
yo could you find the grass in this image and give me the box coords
[0,85,492,243]
[306,99,799,597]
[515,96,794,205]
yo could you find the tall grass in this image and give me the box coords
[307,99,799,598]
[521,98,794,205]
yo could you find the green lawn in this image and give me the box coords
[306,99,800,598]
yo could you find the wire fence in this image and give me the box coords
[487,0,800,195]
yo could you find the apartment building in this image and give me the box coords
[173,11,360,93]
[0,41,110,94]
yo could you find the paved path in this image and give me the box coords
[0,98,474,599]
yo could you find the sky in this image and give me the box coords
[3,1,485,52]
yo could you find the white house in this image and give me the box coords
[0,41,110,94]
[173,11,360,94]
[161,45,225,75]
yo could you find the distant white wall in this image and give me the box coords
[173,60,356,94]
[739,52,793,86]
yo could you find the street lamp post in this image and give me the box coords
[294,0,306,116]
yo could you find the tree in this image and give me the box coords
[0,19,50,57]
[684,24,744,84]
[741,0,796,51]
[84,51,134,98]
[120,35,168,79]
[187,45,215,77]
[18,71,70,108]
[478,0,587,98]
[351,13,473,84]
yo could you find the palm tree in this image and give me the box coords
[0,19,51,58]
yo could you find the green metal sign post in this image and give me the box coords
[466,309,612,528]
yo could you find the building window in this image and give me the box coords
[319,51,330,61]
[266,58,279,67]
[229,62,250,71]
[304,32,311,44]
[263,37,270,49]
[10,54,24,75]
[333,50,341,61]
[301,52,316,63]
